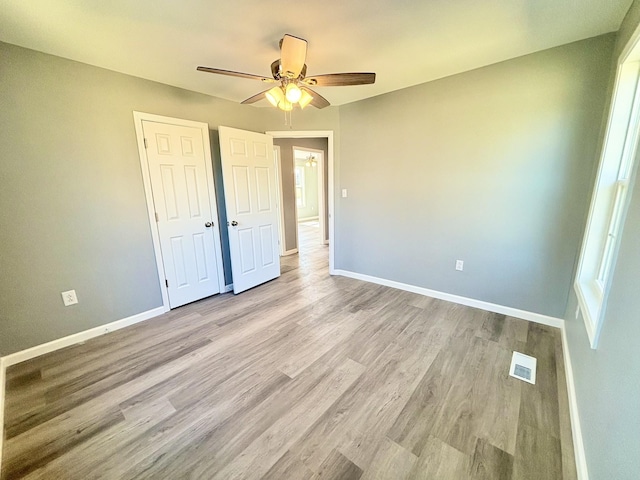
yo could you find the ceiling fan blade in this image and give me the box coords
[197,66,275,83]
[280,34,307,79]
[302,72,376,87]
[240,89,272,105]
[301,86,330,109]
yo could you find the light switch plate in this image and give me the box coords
[341,189,348,198]
[61,289,78,306]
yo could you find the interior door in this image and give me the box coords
[219,126,280,294]
[143,120,221,307]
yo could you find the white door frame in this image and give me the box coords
[267,130,335,274]
[293,146,326,246]
[133,111,226,311]
[273,145,287,257]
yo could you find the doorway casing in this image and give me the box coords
[293,146,327,248]
[267,130,336,274]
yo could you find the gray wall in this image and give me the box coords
[564,2,640,478]
[273,138,329,252]
[337,34,615,318]
[0,41,339,355]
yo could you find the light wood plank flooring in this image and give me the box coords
[1,224,576,479]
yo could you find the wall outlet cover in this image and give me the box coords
[61,290,78,306]
[455,260,464,271]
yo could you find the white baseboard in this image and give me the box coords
[332,269,564,329]
[0,356,5,474]
[1,306,165,369]
[0,306,166,470]
[561,326,589,480]
[283,248,299,256]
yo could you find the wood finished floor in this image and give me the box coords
[1,224,576,479]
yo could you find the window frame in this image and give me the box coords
[294,165,306,208]
[575,58,640,348]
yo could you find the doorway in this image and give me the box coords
[293,146,325,254]
[268,131,335,273]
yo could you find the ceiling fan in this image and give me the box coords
[197,34,375,111]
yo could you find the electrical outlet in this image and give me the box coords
[455,260,464,271]
[61,289,78,306]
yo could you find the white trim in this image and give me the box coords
[0,306,164,470]
[273,145,286,257]
[0,356,5,475]
[132,112,227,308]
[561,326,589,480]
[573,58,640,349]
[1,307,165,368]
[293,145,326,247]
[267,130,335,274]
[291,148,301,250]
[283,248,299,256]
[333,269,564,329]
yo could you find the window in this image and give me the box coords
[295,166,306,207]
[575,59,640,348]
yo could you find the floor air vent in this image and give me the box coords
[509,351,537,384]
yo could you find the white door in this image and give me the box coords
[143,120,221,307]
[219,126,280,294]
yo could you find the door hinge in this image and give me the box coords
[165,279,169,288]
[143,138,148,149]
[155,212,159,222]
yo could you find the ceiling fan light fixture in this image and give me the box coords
[298,90,314,109]
[285,83,302,103]
[265,86,284,107]
[279,99,294,111]
[198,34,375,119]
[305,155,317,167]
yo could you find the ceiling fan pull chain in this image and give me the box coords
[283,109,293,128]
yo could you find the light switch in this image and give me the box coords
[342,189,348,198]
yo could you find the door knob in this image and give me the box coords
[231,220,238,226]
[205,222,213,228]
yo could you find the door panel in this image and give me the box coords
[259,225,275,266]
[255,167,272,212]
[143,120,221,307]
[219,126,280,293]
[232,166,252,214]
[238,228,256,273]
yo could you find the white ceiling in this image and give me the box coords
[0,0,632,107]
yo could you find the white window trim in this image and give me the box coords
[294,165,306,207]
[575,55,640,348]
